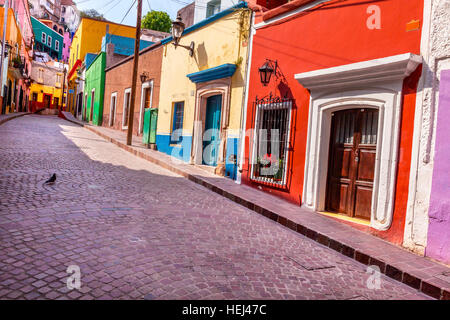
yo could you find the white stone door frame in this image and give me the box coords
[295,53,422,231]
[191,78,232,168]
[138,80,154,135]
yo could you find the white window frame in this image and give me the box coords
[41,32,46,44]
[250,100,293,186]
[138,80,154,134]
[55,40,59,51]
[122,88,131,130]
[109,92,117,127]
[47,35,52,47]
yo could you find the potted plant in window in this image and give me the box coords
[273,158,284,182]
[257,153,282,179]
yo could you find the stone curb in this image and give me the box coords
[0,113,31,126]
[61,114,449,300]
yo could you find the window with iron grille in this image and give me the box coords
[251,98,292,186]
[171,101,184,144]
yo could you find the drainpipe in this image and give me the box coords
[1,0,9,101]
[236,11,255,184]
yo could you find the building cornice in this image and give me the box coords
[294,53,422,91]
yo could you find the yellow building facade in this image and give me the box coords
[0,6,24,114]
[29,83,63,110]
[157,3,251,181]
[29,61,65,111]
[67,18,136,113]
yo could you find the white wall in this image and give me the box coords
[404,0,450,254]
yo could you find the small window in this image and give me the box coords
[47,35,52,47]
[41,33,46,43]
[251,99,293,185]
[171,102,184,144]
[206,0,221,18]
[55,40,59,51]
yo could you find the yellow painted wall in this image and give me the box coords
[0,8,22,50]
[157,9,251,136]
[30,83,63,102]
[68,18,136,78]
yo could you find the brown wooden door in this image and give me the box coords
[43,94,51,109]
[325,109,378,220]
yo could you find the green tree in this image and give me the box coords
[141,10,172,33]
[80,9,106,21]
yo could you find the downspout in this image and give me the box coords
[236,10,255,184]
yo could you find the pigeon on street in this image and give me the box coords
[44,174,57,184]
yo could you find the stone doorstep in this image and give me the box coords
[0,112,30,125]
[60,112,450,300]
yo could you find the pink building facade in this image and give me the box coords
[426,70,450,264]
[62,31,71,63]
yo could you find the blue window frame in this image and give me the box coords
[171,101,184,144]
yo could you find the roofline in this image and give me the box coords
[161,1,248,45]
[71,16,137,42]
[85,51,105,72]
[104,1,249,72]
[79,16,136,29]
[104,41,163,72]
[31,16,64,41]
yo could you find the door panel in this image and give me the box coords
[357,150,376,181]
[331,147,352,179]
[203,95,222,166]
[326,109,378,220]
[354,186,373,220]
[328,181,349,213]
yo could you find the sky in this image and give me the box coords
[74,0,188,27]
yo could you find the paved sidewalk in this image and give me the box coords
[61,112,450,300]
[0,112,30,125]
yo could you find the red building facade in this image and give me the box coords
[241,0,424,245]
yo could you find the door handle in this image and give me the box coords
[355,149,360,163]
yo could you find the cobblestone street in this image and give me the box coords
[0,115,431,300]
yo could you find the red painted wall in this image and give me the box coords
[242,0,424,244]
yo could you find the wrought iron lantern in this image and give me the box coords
[171,14,195,57]
[171,13,185,46]
[140,71,149,83]
[258,60,277,87]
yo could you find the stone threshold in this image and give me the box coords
[60,111,450,300]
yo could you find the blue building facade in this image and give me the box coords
[31,17,64,61]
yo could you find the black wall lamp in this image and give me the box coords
[171,13,195,57]
[140,71,149,83]
[258,59,279,86]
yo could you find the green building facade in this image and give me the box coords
[85,52,106,126]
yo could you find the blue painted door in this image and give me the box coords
[203,95,222,166]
